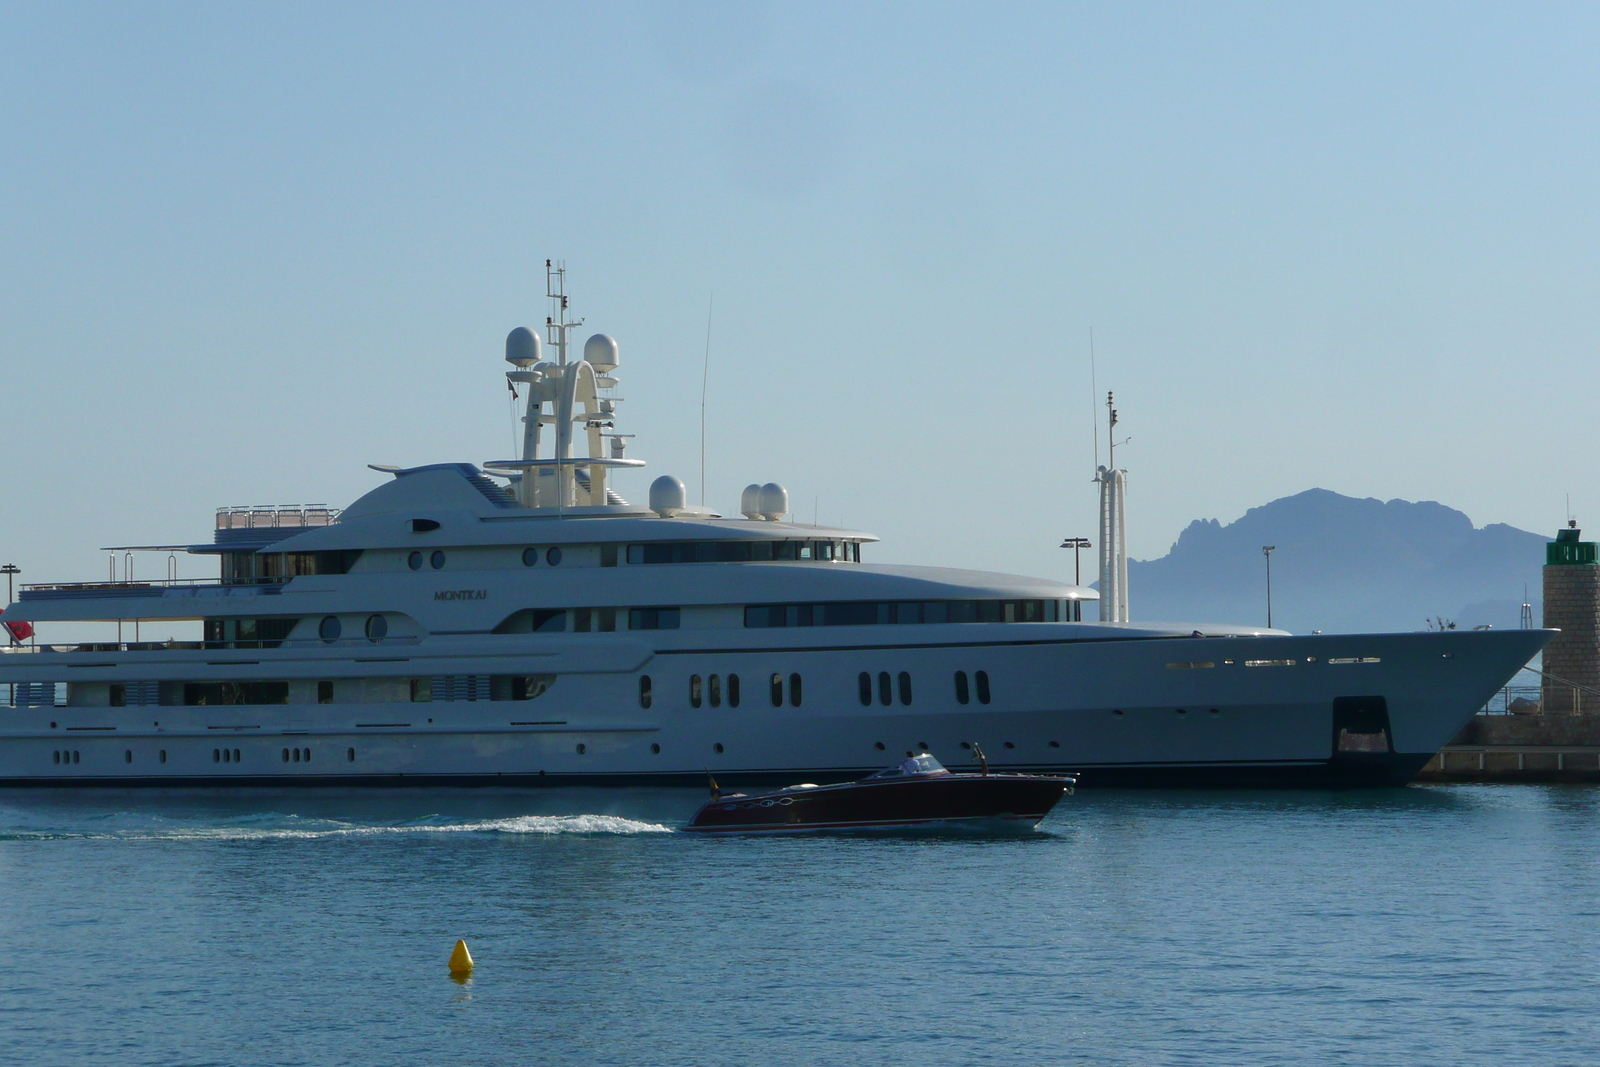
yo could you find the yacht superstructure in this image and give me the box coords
[0,266,1551,786]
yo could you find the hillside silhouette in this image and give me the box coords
[1124,489,1546,633]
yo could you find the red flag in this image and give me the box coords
[0,610,32,642]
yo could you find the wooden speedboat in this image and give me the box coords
[682,750,1073,834]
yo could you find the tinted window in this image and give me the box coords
[408,551,423,571]
[976,670,991,705]
[788,673,802,707]
[858,672,872,706]
[319,616,341,642]
[546,547,563,566]
[954,671,970,705]
[769,673,783,707]
[727,674,740,707]
[522,548,539,567]
[689,675,702,708]
[898,671,913,705]
[639,676,652,709]
[430,551,446,570]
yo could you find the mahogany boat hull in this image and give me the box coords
[683,773,1072,834]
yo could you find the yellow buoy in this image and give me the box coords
[448,939,474,974]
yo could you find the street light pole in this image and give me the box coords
[1059,537,1092,587]
[1262,546,1275,629]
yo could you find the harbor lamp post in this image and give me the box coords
[1060,537,1092,586]
[1262,546,1275,629]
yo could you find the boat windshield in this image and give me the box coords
[866,752,949,779]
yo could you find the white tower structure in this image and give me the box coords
[1096,391,1129,622]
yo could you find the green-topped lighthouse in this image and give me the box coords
[1542,522,1600,714]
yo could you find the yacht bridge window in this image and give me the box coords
[626,541,859,565]
[745,598,1082,628]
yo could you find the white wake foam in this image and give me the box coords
[0,811,675,841]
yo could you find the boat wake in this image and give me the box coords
[0,809,674,841]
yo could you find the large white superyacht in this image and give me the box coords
[0,269,1550,787]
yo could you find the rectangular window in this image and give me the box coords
[629,607,681,630]
[110,684,127,707]
[184,681,290,706]
[573,609,592,633]
[600,544,618,567]
[531,609,567,633]
[410,678,432,702]
[318,680,334,704]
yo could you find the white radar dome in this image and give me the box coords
[740,484,763,520]
[758,482,788,522]
[505,326,541,367]
[649,475,686,518]
[583,333,620,371]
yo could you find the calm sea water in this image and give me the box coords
[2,784,1598,1066]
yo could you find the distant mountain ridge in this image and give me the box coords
[1124,489,1546,634]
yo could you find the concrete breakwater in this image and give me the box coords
[1416,713,1600,783]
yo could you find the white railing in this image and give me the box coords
[215,505,339,531]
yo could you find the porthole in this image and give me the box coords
[319,616,342,642]
[650,743,661,755]
[960,741,972,749]
[639,675,653,709]
[522,547,539,567]
[917,741,929,751]
[1113,709,1124,716]
[689,675,703,709]
[213,749,221,763]
[727,673,740,707]
[576,743,587,755]
[72,751,79,764]
[430,550,446,570]
[283,749,290,763]
[347,747,356,762]
[975,670,991,705]
[770,673,783,707]
[708,674,722,708]
[1176,708,1187,716]
[1209,708,1220,715]
[877,671,891,707]
[713,743,724,754]
[408,551,423,571]
[788,673,802,707]
[303,748,311,762]
[159,750,167,763]
[124,750,132,764]
[898,671,913,706]
[875,742,886,751]
[364,614,388,642]
[954,671,970,705]
[858,672,872,706]
[1002,741,1014,749]
[1049,741,1061,748]
[546,547,563,566]
[52,751,59,765]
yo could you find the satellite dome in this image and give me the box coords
[583,333,620,371]
[740,484,762,520]
[505,327,541,367]
[649,475,686,518]
[758,482,788,522]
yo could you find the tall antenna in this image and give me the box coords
[700,293,714,507]
[1107,391,1119,471]
[545,259,581,366]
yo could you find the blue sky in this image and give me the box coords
[2,1,1597,595]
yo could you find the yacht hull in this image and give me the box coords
[0,627,1549,788]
